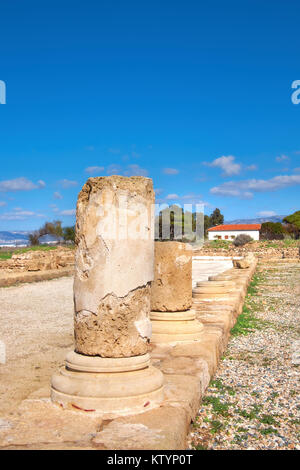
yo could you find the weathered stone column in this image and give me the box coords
[51,176,164,416]
[150,241,203,343]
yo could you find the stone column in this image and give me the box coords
[51,176,164,416]
[150,241,203,343]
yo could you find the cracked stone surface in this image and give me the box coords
[151,241,192,312]
[74,284,152,356]
[73,176,155,357]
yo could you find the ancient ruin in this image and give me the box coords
[150,241,204,343]
[0,176,275,449]
[51,176,164,415]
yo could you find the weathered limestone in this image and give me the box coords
[150,242,204,343]
[51,176,164,416]
[0,253,259,450]
[192,278,237,300]
[151,241,192,311]
[233,253,255,269]
[74,176,155,357]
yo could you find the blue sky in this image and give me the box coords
[0,0,300,231]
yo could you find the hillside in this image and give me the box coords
[225,215,286,225]
[0,231,29,246]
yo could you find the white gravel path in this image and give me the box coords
[189,261,300,450]
[0,277,74,414]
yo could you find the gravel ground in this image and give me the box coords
[0,277,74,414]
[189,261,300,450]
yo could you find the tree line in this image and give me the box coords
[260,211,300,240]
[29,220,75,246]
[156,206,224,241]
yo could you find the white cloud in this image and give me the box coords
[60,209,76,216]
[163,168,179,175]
[157,192,211,207]
[85,166,105,174]
[85,145,95,151]
[105,164,148,177]
[124,164,148,177]
[210,174,300,198]
[181,193,209,206]
[293,167,300,173]
[0,208,45,220]
[53,191,63,200]
[257,211,277,217]
[246,164,257,171]
[154,188,163,196]
[50,204,59,212]
[0,177,45,192]
[0,201,6,207]
[205,155,241,176]
[106,164,122,175]
[59,179,78,189]
[276,154,289,162]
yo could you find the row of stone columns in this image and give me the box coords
[150,242,203,343]
[50,175,237,417]
[51,176,165,416]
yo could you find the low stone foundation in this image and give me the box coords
[0,247,75,287]
[0,257,257,450]
[0,266,74,287]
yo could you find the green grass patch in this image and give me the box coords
[210,420,224,434]
[207,239,232,250]
[246,275,260,296]
[0,252,13,260]
[259,414,278,426]
[235,404,262,420]
[210,378,236,396]
[236,427,248,433]
[192,443,208,450]
[230,305,265,336]
[0,244,75,261]
[259,427,279,436]
[202,396,232,416]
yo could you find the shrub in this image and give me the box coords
[260,222,286,240]
[283,211,300,230]
[233,234,253,246]
[28,231,40,246]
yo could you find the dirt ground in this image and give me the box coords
[0,277,74,415]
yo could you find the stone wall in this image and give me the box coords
[195,240,300,259]
[0,247,74,272]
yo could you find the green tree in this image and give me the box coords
[283,210,300,228]
[63,226,75,243]
[28,231,40,246]
[39,220,63,238]
[204,214,211,237]
[260,222,286,240]
[209,208,224,227]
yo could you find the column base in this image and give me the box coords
[150,309,204,344]
[51,352,164,417]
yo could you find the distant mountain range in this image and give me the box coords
[225,215,286,224]
[0,231,30,246]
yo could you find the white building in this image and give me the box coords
[38,234,64,245]
[208,224,261,241]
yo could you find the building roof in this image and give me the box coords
[208,224,261,232]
